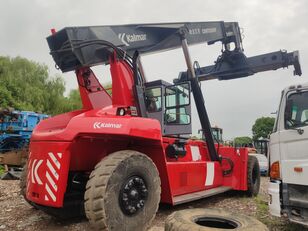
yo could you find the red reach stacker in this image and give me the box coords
[22,21,302,230]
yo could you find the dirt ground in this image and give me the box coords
[0,177,307,231]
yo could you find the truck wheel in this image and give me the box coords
[85,150,161,231]
[246,155,260,197]
[165,208,268,231]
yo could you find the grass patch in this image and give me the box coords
[0,164,5,175]
[255,196,308,231]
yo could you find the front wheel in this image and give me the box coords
[246,155,260,197]
[85,150,161,231]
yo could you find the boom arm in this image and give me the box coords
[177,50,301,82]
[47,21,242,72]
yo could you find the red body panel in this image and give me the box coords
[162,139,247,203]
[109,56,136,107]
[220,147,249,190]
[31,111,162,142]
[27,142,71,207]
[76,68,112,110]
[27,58,249,208]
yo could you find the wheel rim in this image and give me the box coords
[119,175,148,216]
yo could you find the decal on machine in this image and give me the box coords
[205,162,215,186]
[45,152,62,202]
[189,27,217,35]
[190,146,201,161]
[93,122,122,129]
[118,33,147,46]
[28,152,63,203]
[30,159,43,185]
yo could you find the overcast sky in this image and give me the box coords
[0,0,307,139]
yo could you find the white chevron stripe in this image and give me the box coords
[57,152,62,159]
[48,152,60,169]
[34,160,43,185]
[31,159,37,184]
[45,183,56,202]
[46,171,58,192]
[47,159,59,180]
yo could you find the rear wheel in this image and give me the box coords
[85,150,161,231]
[246,155,260,197]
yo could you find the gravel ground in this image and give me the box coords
[0,177,304,230]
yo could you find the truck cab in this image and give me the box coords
[269,83,308,226]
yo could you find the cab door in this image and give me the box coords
[164,82,191,135]
[279,89,308,186]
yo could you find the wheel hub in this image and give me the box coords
[119,176,148,216]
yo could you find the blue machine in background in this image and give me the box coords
[0,109,48,153]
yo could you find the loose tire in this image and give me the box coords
[165,208,268,231]
[246,155,260,197]
[85,150,161,231]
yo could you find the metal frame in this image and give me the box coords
[180,37,219,161]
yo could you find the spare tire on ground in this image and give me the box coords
[165,208,268,231]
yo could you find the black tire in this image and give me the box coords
[85,150,161,231]
[165,208,268,231]
[246,155,260,197]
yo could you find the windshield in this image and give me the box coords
[285,90,308,129]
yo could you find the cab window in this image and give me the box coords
[285,91,308,129]
[165,107,190,124]
[165,83,190,125]
[145,88,162,112]
[165,84,189,108]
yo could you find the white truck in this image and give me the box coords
[269,83,308,226]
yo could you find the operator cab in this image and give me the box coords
[212,127,223,144]
[199,126,224,144]
[145,80,191,136]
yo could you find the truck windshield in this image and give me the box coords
[285,91,308,129]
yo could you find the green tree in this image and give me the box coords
[252,117,275,140]
[61,89,83,112]
[0,56,62,114]
[0,56,82,115]
[0,56,118,115]
[234,136,252,146]
[104,82,112,96]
